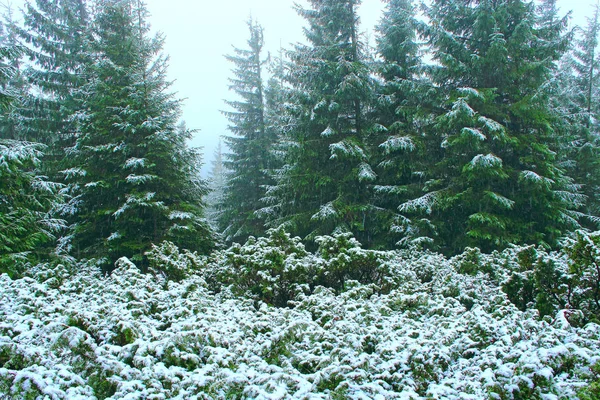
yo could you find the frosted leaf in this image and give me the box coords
[520,170,555,188]
[461,127,486,141]
[484,191,515,210]
[31,176,63,193]
[373,185,407,195]
[85,181,102,188]
[447,97,475,119]
[113,192,161,217]
[478,116,505,134]
[330,140,366,160]
[107,232,122,241]
[553,190,586,207]
[372,123,388,133]
[168,211,194,220]
[465,153,503,170]
[379,136,415,153]
[124,158,147,170]
[141,117,161,130]
[458,87,484,100]
[126,174,156,185]
[311,202,338,221]
[321,126,334,137]
[358,163,377,182]
[399,191,440,214]
[61,168,87,179]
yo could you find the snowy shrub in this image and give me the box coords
[1,240,600,399]
[315,232,395,293]
[210,227,314,307]
[146,241,205,282]
[562,230,600,323]
[578,361,600,400]
[500,232,600,324]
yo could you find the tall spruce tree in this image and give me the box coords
[206,140,227,229]
[17,0,91,165]
[266,0,376,246]
[398,0,582,254]
[219,19,274,243]
[0,41,66,276]
[68,0,213,270]
[372,0,428,248]
[557,3,600,222]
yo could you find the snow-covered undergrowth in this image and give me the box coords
[1,234,600,399]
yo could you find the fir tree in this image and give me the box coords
[398,0,583,254]
[558,3,600,221]
[267,0,376,246]
[69,0,213,270]
[16,0,92,163]
[206,140,227,229]
[219,19,274,243]
[372,0,428,248]
[0,41,65,276]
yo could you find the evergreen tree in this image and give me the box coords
[16,0,91,161]
[206,140,227,229]
[69,0,213,270]
[0,41,65,276]
[557,3,600,222]
[0,4,29,141]
[267,0,376,246]
[398,0,582,254]
[220,19,274,243]
[372,0,428,248]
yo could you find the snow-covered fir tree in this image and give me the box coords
[397,0,583,254]
[16,0,92,175]
[205,140,227,229]
[555,3,600,223]
[219,19,275,243]
[0,42,65,276]
[266,0,377,247]
[371,0,428,248]
[67,0,213,270]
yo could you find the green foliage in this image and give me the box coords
[562,230,600,323]
[213,227,312,307]
[66,1,214,271]
[398,0,581,254]
[499,231,600,324]
[578,362,600,400]
[0,140,65,277]
[146,241,204,282]
[315,232,394,293]
[266,0,378,247]
[219,19,275,243]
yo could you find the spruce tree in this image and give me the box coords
[372,0,428,248]
[219,19,274,243]
[557,3,600,222]
[16,0,91,163]
[206,140,227,229]
[69,0,213,270]
[267,0,376,246]
[398,0,582,254]
[0,42,65,276]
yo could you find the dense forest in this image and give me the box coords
[1,0,600,271]
[2,0,600,398]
